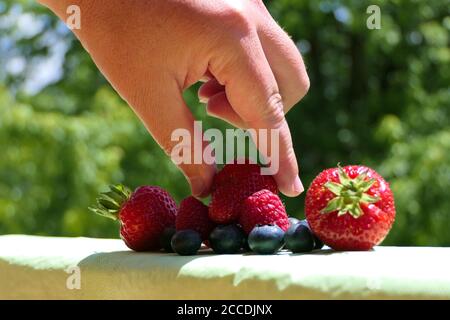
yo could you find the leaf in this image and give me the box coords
[361,193,380,204]
[349,204,364,218]
[337,167,352,188]
[104,191,126,204]
[324,181,344,195]
[321,197,344,214]
[89,206,118,221]
[97,198,118,211]
[110,184,131,198]
[353,171,368,186]
[359,178,376,192]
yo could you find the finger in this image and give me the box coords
[199,79,247,127]
[198,78,225,103]
[199,70,214,83]
[206,91,247,128]
[257,22,310,112]
[129,77,216,198]
[210,33,303,196]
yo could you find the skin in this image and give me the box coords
[38,0,310,197]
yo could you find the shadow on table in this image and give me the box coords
[239,248,339,256]
[77,247,340,272]
[76,247,219,273]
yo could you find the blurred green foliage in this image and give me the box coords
[0,0,449,245]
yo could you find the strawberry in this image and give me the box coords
[239,189,290,234]
[305,165,396,251]
[209,162,278,224]
[176,196,215,241]
[90,185,177,251]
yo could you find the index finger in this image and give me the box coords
[210,32,303,197]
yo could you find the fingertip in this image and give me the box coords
[187,164,216,198]
[189,176,207,198]
[293,175,304,194]
[276,174,304,197]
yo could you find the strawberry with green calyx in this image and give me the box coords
[90,184,177,251]
[305,165,395,251]
[321,166,380,218]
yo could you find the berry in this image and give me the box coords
[160,227,176,252]
[241,236,251,251]
[176,196,215,241]
[305,165,396,251]
[284,223,315,253]
[288,217,300,226]
[90,185,177,251]
[171,230,202,256]
[209,225,245,254]
[248,225,285,254]
[239,189,290,234]
[299,219,324,249]
[209,162,278,224]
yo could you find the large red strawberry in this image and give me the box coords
[239,189,290,234]
[305,165,395,251]
[209,162,278,224]
[176,196,215,241]
[90,185,177,251]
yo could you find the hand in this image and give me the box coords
[39,0,310,197]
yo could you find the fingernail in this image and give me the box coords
[199,96,208,104]
[293,175,304,194]
[190,176,206,197]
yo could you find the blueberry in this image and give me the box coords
[284,223,315,253]
[171,230,202,256]
[248,225,285,255]
[241,236,251,251]
[209,225,245,254]
[288,217,300,226]
[299,219,309,227]
[299,219,324,250]
[160,227,176,252]
[312,235,324,250]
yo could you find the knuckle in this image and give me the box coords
[219,4,253,35]
[258,93,286,128]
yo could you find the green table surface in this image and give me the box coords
[0,235,449,299]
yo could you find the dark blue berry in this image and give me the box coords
[248,225,285,255]
[288,217,300,226]
[160,227,176,252]
[312,235,324,250]
[299,219,324,249]
[285,223,315,253]
[171,230,202,255]
[241,235,251,251]
[209,225,245,254]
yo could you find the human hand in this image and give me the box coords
[39,0,310,197]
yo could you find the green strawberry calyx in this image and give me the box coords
[321,166,379,218]
[88,184,132,221]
